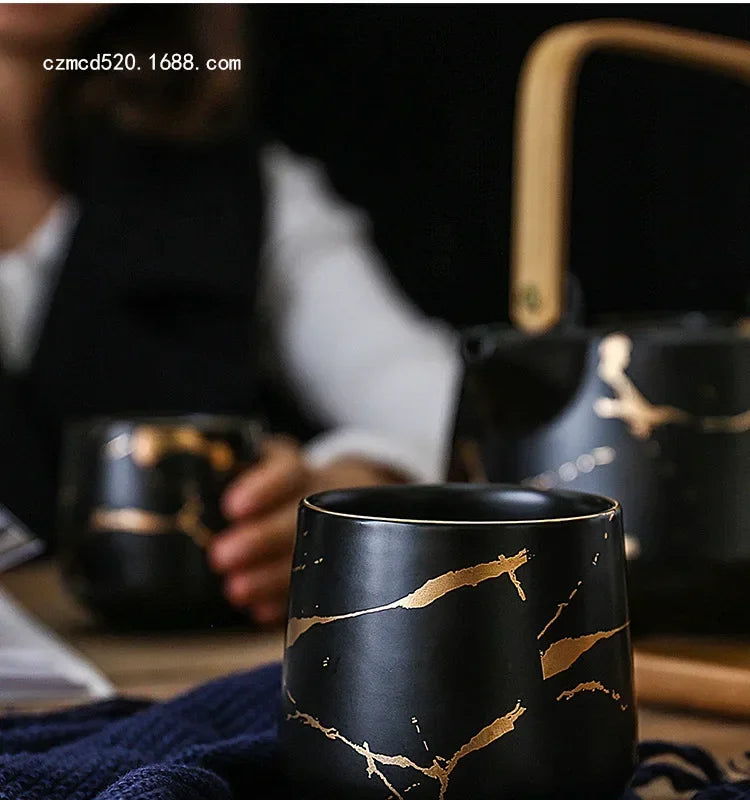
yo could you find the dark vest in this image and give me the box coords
[0,129,264,539]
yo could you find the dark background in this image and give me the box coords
[256,5,750,329]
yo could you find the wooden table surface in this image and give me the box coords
[3,561,750,798]
[0,561,283,702]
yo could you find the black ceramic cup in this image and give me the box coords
[281,484,635,800]
[58,414,262,628]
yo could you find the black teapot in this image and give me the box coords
[449,20,750,632]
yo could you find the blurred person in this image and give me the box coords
[0,5,460,624]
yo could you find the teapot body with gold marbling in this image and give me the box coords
[448,323,750,631]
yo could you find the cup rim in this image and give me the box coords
[302,483,620,526]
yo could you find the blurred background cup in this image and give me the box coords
[57,414,262,629]
[281,484,635,800]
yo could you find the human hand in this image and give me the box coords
[208,435,404,626]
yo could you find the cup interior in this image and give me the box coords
[304,483,617,524]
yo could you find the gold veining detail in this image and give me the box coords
[362,740,403,798]
[410,717,430,753]
[537,581,582,640]
[594,334,691,438]
[291,554,324,574]
[594,333,749,438]
[286,692,525,800]
[522,446,616,490]
[701,409,750,433]
[540,622,629,680]
[90,492,214,549]
[556,680,628,711]
[108,425,236,471]
[286,549,529,647]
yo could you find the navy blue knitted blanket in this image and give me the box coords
[0,663,748,800]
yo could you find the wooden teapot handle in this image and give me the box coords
[510,20,750,333]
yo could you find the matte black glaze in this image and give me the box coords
[449,324,750,632]
[58,415,260,628]
[281,485,635,800]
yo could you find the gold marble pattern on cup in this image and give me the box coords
[286,549,529,648]
[286,531,631,799]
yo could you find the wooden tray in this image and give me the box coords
[635,637,750,719]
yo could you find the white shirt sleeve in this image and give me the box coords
[258,143,462,483]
